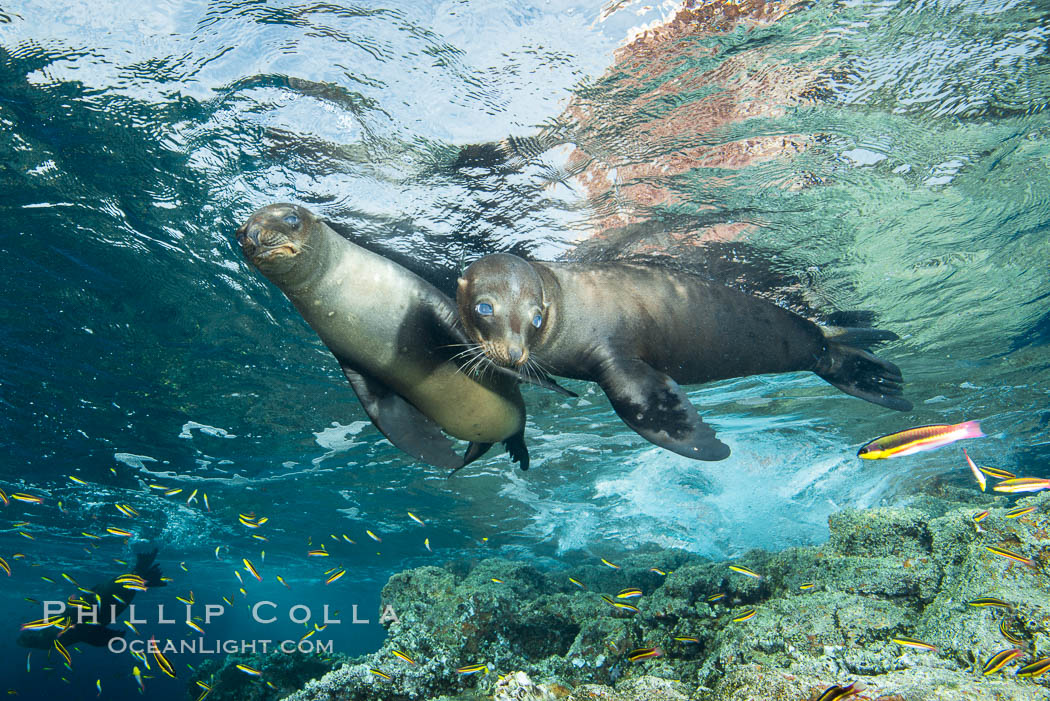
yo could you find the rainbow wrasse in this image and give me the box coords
[857,421,983,459]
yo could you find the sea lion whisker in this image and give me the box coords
[461,349,490,379]
[526,358,546,385]
[449,346,481,364]
[527,354,553,376]
[455,351,479,378]
[461,355,482,378]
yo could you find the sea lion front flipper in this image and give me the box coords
[504,430,529,471]
[595,356,731,461]
[448,433,529,476]
[339,362,465,470]
[449,442,493,477]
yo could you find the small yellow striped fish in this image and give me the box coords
[964,449,985,491]
[1000,619,1025,646]
[979,465,1016,480]
[391,650,416,664]
[1016,657,1050,678]
[816,682,858,701]
[985,545,1034,567]
[115,504,138,517]
[151,639,176,678]
[728,565,761,579]
[993,478,1050,494]
[242,559,261,582]
[1005,505,1036,519]
[891,636,936,651]
[627,647,662,662]
[235,663,261,677]
[732,609,757,622]
[600,595,639,613]
[981,647,1022,675]
[54,639,71,667]
[967,597,1012,609]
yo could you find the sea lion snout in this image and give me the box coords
[235,222,262,251]
[237,204,310,271]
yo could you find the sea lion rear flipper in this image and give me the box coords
[814,341,913,412]
[596,356,730,461]
[339,362,466,470]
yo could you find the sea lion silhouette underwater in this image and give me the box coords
[457,253,913,461]
[237,204,574,471]
[17,549,165,649]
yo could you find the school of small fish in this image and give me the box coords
[3,411,1047,699]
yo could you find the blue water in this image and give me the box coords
[1,0,1049,698]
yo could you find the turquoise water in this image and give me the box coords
[1,0,1048,698]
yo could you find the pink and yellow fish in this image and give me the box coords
[858,421,983,459]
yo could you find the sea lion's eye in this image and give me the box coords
[283,213,300,227]
[476,302,493,317]
[532,314,543,328]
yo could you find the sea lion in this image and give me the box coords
[457,253,913,461]
[237,204,530,470]
[17,549,164,649]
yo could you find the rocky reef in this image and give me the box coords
[223,491,1050,701]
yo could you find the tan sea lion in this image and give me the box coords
[457,253,912,461]
[237,204,531,470]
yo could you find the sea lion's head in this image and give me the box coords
[457,253,548,369]
[236,203,320,281]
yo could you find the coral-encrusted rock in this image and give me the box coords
[279,495,1050,701]
[492,670,567,700]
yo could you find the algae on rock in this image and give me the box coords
[276,494,1050,701]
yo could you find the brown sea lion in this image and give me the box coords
[457,253,912,460]
[237,204,532,470]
